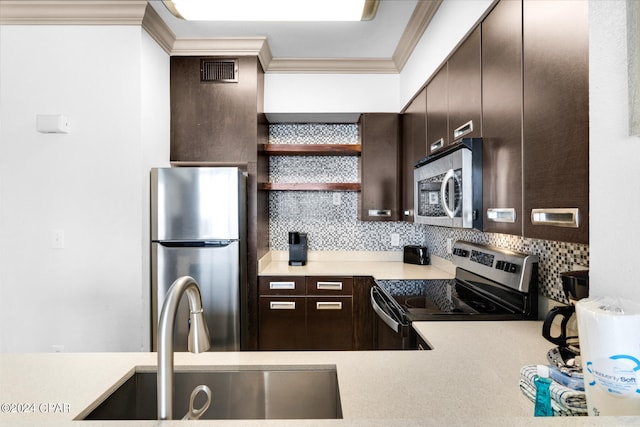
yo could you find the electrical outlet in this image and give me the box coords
[52,229,65,249]
[391,233,400,247]
[447,238,453,254]
[52,345,64,353]
[332,193,341,205]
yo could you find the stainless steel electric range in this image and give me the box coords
[371,241,539,350]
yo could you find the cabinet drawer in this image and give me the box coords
[259,276,305,295]
[306,277,353,296]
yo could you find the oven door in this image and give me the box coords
[414,139,482,229]
[370,286,414,350]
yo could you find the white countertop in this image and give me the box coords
[258,250,456,280]
[0,321,636,426]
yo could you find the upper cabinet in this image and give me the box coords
[170,56,263,163]
[359,113,401,221]
[426,65,448,154]
[522,0,589,243]
[481,0,523,235]
[401,88,428,222]
[426,26,482,156]
[447,26,482,144]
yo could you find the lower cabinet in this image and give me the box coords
[259,276,373,351]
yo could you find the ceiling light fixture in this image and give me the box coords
[163,0,379,22]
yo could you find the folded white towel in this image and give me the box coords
[519,365,587,416]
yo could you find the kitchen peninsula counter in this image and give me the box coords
[258,250,456,280]
[1,321,636,426]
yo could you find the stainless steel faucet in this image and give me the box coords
[157,276,211,420]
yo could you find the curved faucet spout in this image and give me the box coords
[157,276,211,420]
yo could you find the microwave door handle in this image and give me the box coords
[440,169,456,218]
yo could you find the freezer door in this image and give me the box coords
[151,167,245,241]
[152,241,241,351]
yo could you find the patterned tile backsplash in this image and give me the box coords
[267,123,589,304]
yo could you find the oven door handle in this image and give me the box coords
[370,287,401,333]
[440,168,461,219]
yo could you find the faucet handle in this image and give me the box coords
[182,384,212,420]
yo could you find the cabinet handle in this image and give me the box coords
[430,138,444,152]
[316,302,343,310]
[368,209,391,217]
[269,301,296,310]
[531,208,580,228]
[269,281,296,290]
[487,208,516,223]
[316,281,343,291]
[453,120,474,140]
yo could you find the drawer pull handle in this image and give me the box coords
[316,281,343,291]
[269,301,296,310]
[531,208,580,228]
[430,138,444,152]
[269,281,296,290]
[453,120,474,139]
[487,208,516,223]
[316,302,343,310]
[368,209,391,217]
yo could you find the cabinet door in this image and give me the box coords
[307,297,353,350]
[401,88,428,222]
[522,0,589,243]
[426,65,448,154]
[359,113,401,221]
[481,0,523,235]
[258,297,306,350]
[352,277,375,350]
[448,26,482,143]
[170,56,261,163]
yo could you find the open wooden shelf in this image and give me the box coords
[259,183,361,191]
[261,144,361,156]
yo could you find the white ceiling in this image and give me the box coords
[148,0,419,61]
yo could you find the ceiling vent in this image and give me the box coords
[200,59,239,83]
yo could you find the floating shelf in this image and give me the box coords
[259,183,361,191]
[261,144,361,156]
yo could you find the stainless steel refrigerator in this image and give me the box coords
[150,167,246,351]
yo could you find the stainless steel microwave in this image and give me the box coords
[413,138,483,229]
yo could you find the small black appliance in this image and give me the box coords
[288,232,307,266]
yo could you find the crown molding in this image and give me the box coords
[267,58,398,74]
[0,0,147,25]
[141,3,174,54]
[171,37,273,71]
[393,0,442,71]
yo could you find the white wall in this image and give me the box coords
[589,0,640,301]
[264,73,400,113]
[0,25,169,352]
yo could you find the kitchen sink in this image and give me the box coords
[80,365,342,420]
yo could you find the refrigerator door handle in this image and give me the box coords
[158,240,235,248]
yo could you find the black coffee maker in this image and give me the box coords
[288,232,307,266]
[542,270,589,364]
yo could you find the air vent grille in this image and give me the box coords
[200,59,239,83]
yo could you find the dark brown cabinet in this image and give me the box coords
[401,88,427,222]
[426,65,448,154]
[170,56,263,163]
[258,276,353,350]
[522,0,589,243]
[359,113,401,221]
[481,0,523,235]
[447,26,482,143]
